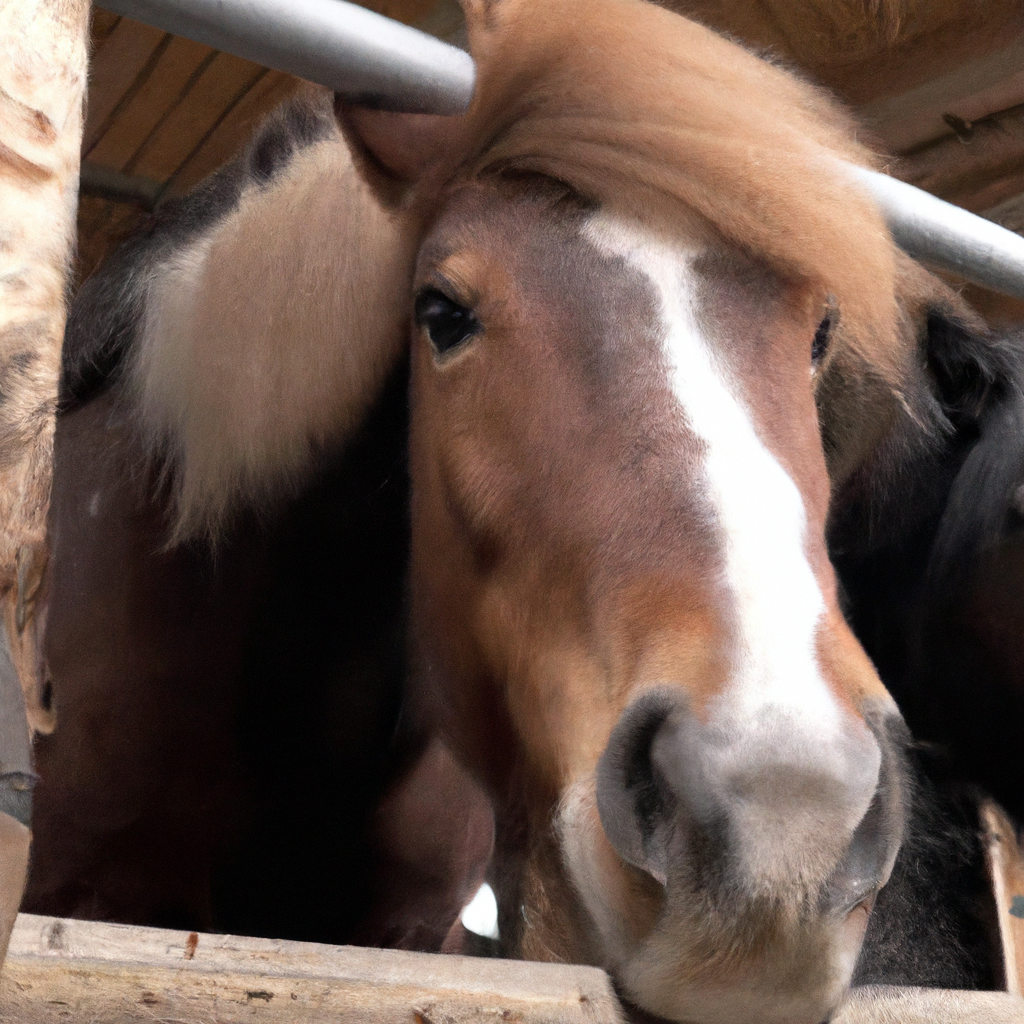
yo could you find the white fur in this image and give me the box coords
[129,132,417,542]
[582,214,878,806]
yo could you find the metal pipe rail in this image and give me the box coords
[96,0,475,114]
[852,166,1024,301]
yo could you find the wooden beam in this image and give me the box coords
[982,800,1024,996]
[895,102,1024,212]
[859,31,1024,152]
[3,915,1024,1023]
[833,986,1024,1023]
[0,914,624,1023]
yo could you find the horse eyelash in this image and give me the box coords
[812,314,833,365]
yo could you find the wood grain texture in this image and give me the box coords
[3,916,1024,1023]
[982,800,1024,997]
[0,0,90,782]
[88,34,215,173]
[0,915,624,1023]
[896,102,1024,211]
[0,817,28,968]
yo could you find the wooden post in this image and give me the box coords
[0,0,90,966]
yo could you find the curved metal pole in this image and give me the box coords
[850,166,1024,301]
[97,0,475,115]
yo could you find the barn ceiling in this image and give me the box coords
[78,0,1024,312]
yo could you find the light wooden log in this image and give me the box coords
[833,985,1024,1023]
[3,915,1023,1023]
[0,819,27,968]
[0,0,90,969]
[0,914,625,1023]
[982,800,1024,996]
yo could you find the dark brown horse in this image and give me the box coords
[24,0,1024,1020]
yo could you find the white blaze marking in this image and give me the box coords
[583,215,839,736]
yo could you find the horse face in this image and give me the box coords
[408,176,905,1024]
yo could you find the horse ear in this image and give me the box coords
[334,101,464,205]
[824,257,1024,568]
[332,0,488,202]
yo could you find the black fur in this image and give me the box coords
[855,743,1000,990]
[831,305,1024,992]
[831,306,1024,823]
[247,96,335,184]
[61,93,337,411]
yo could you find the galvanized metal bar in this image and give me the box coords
[850,165,1024,300]
[96,0,475,115]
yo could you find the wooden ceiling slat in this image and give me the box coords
[82,18,168,152]
[860,33,1024,153]
[673,0,1023,106]
[900,103,1024,212]
[164,64,270,186]
[84,31,173,160]
[167,72,304,195]
[126,51,270,182]
[89,34,215,173]
[90,10,121,46]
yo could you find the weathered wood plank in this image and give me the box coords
[833,986,1024,1024]
[982,801,1024,997]
[4,915,1024,1023]
[0,915,624,1023]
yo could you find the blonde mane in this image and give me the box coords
[449,0,899,369]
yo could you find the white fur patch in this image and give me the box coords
[128,133,416,542]
[582,214,879,853]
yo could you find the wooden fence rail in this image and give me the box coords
[1,914,1023,1023]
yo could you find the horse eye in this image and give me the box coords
[415,288,481,355]
[812,314,832,365]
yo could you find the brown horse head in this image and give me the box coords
[120,0,937,1019]
[402,178,904,1024]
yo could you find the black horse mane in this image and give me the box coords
[830,303,1024,583]
[855,739,1001,990]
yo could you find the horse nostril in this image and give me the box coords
[596,689,682,884]
[823,714,905,915]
